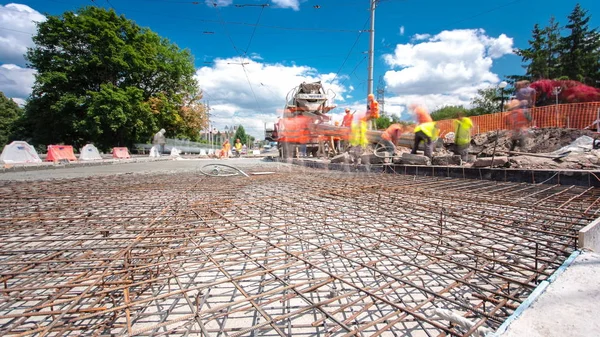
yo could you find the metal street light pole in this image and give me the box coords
[367,0,376,99]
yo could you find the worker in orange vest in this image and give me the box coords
[366,94,380,130]
[410,104,433,123]
[342,108,353,127]
[505,103,532,153]
[380,123,404,157]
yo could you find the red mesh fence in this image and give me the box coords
[436,102,600,136]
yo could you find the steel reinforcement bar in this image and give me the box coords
[0,167,597,336]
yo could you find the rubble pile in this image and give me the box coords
[469,128,597,155]
[445,128,600,170]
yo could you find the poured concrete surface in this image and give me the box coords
[501,251,600,337]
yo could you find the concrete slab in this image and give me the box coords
[579,217,600,253]
[498,251,600,337]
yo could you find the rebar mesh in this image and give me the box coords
[0,167,598,336]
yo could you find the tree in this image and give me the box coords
[233,125,253,146]
[559,3,600,85]
[0,92,23,146]
[470,87,503,115]
[375,114,392,130]
[516,24,550,80]
[20,6,207,151]
[430,105,470,121]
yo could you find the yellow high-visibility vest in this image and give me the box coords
[350,120,368,148]
[453,117,473,146]
[414,121,439,140]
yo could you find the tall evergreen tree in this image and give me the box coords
[559,3,600,84]
[516,24,549,80]
[544,16,562,79]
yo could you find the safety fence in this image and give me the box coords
[436,102,600,136]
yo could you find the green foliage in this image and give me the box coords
[0,92,24,146]
[559,4,600,84]
[470,87,504,115]
[233,125,254,146]
[375,115,392,130]
[19,6,207,151]
[513,4,600,85]
[430,106,470,121]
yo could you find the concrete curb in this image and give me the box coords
[489,250,582,336]
[271,157,600,187]
[578,216,600,252]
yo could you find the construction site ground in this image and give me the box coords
[0,157,599,336]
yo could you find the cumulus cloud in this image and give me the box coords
[382,28,514,114]
[0,64,36,101]
[0,3,45,66]
[196,57,347,138]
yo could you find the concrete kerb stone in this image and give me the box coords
[578,216,600,252]
[0,157,174,174]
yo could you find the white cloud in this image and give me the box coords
[204,0,233,7]
[0,3,46,66]
[196,57,348,138]
[399,26,405,36]
[381,28,514,115]
[0,64,36,101]
[271,0,301,10]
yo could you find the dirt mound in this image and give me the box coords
[470,128,597,156]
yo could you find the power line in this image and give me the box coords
[212,2,264,115]
[328,16,371,85]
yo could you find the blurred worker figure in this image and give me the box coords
[332,121,342,154]
[342,108,353,127]
[515,80,536,112]
[234,138,242,157]
[219,139,231,159]
[409,104,433,124]
[153,128,166,154]
[505,99,532,153]
[366,94,380,130]
[349,114,369,163]
[340,108,353,150]
[380,123,404,158]
[452,113,473,162]
[411,121,440,159]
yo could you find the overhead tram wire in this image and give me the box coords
[328,16,371,85]
[212,2,264,115]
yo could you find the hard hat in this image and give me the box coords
[368,93,375,100]
[345,108,350,112]
[334,121,340,126]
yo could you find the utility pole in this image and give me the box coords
[376,75,385,115]
[367,0,377,98]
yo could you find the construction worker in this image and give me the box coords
[505,102,532,153]
[349,115,369,163]
[332,121,342,154]
[342,108,353,127]
[380,123,404,157]
[219,139,231,159]
[411,121,439,159]
[366,94,380,130]
[410,104,433,124]
[452,113,473,162]
[234,138,242,156]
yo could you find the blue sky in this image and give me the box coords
[1,0,599,137]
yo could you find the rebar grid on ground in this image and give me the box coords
[0,167,597,337]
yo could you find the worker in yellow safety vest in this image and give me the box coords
[411,121,439,159]
[350,118,369,148]
[452,113,473,162]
